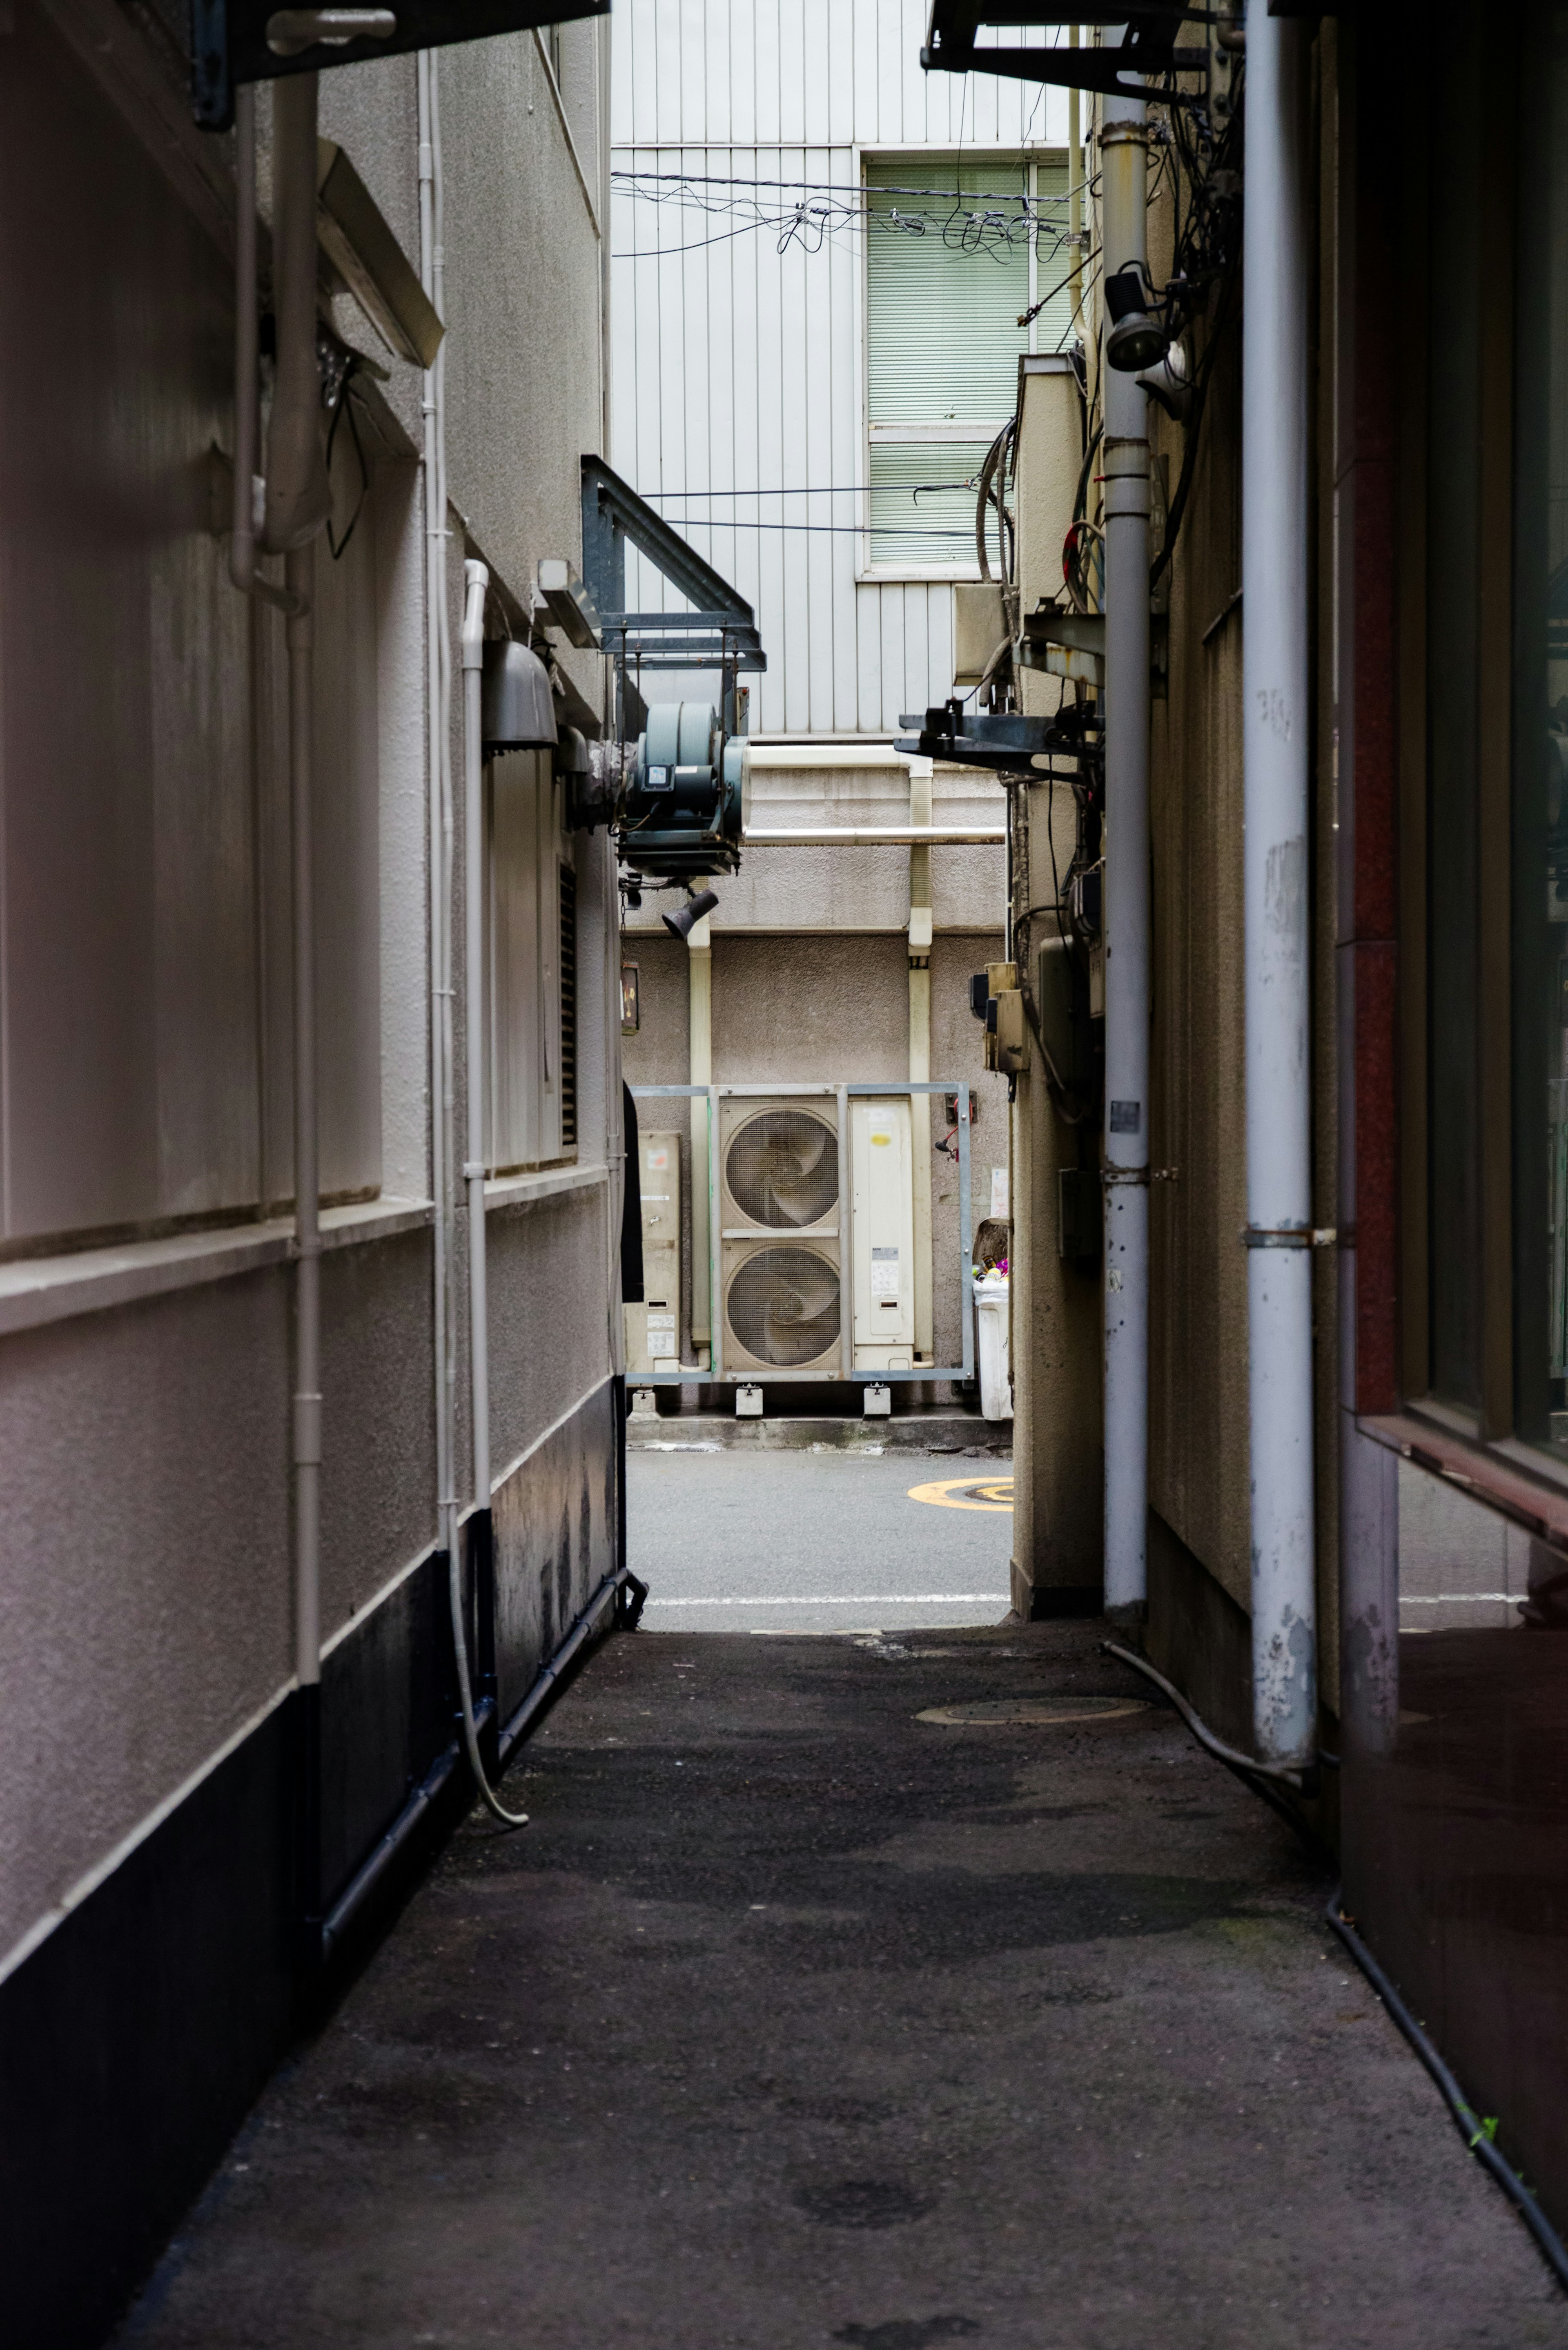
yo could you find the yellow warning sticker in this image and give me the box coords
[906,1476,1014,1513]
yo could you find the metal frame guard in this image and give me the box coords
[629,1081,974,1386]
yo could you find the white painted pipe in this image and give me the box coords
[1243,11,1317,1766]
[1099,78,1152,1613]
[270,72,326,1920]
[418,51,459,1594]
[742,827,1006,846]
[460,560,491,1517]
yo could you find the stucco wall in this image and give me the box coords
[0,13,619,1992]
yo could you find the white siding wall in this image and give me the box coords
[610,0,1073,734]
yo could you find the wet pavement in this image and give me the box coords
[119,1621,1567,2349]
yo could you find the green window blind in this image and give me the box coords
[864,153,1071,566]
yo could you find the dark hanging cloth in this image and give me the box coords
[621,1082,644,1303]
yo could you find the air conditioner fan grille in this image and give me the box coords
[726,1244,840,1368]
[725,1108,838,1229]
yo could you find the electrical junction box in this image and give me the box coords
[851,1099,915,1371]
[1036,937,1096,1095]
[952,581,1007,687]
[626,1129,682,1373]
[1059,1167,1102,1264]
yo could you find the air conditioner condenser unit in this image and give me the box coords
[719,1099,842,1378]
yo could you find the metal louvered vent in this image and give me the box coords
[726,1110,838,1229]
[726,1246,841,1369]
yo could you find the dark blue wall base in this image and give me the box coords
[0,1378,618,2350]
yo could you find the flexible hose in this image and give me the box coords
[448,1543,530,1828]
[1101,1639,1307,1784]
[1326,1888,1568,2293]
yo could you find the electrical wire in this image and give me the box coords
[1325,1886,1568,2293]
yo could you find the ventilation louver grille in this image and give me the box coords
[725,1109,837,1229]
[725,1245,841,1368]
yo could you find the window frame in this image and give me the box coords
[1397,22,1544,1473]
[853,140,1066,586]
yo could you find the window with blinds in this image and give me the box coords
[864,152,1072,571]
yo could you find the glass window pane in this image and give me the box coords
[1426,37,1485,1411]
[867,438,999,568]
[1512,6,1568,1450]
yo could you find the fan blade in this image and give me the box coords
[768,1266,839,1324]
[763,1302,840,1366]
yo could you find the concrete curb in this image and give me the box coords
[626,1411,1013,1456]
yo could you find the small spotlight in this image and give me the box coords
[663,888,719,941]
[1104,264,1167,374]
[1136,341,1193,422]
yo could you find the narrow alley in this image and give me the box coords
[118,1596,1561,2350]
[16,3,1568,2343]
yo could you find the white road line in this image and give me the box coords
[641,1592,1007,1607]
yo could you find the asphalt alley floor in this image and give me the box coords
[120,1623,1567,2350]
[628,1449,1015,1631]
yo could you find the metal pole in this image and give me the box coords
[1244,11,1317,1765]
[1100,69,1152,1613]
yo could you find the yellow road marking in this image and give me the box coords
[906,1476,1014,1513]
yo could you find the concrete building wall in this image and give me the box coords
[0,15,623,2341]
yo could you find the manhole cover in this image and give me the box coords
[916,1698,1152,1727]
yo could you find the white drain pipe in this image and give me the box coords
[1099,78,1152,1612]
[1243,12,1317,1766]
[461,559,491,1529]
[418,50,460,1606]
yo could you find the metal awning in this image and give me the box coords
[920,3,1209,99]
[193,2,611,131]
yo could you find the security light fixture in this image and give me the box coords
[662,889,720,942]
[1104,265,1168,375]
[1136,341,1194,423]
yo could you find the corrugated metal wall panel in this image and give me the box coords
[610,0,1074,732]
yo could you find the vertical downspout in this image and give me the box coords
[1244,12,1319,1766]
[1100,78,1152,1613]
[688,918,713,1369]
[460,559,496,1752]
[287,536,321,1932]
[908,755,935,1371]
[269,69,327,1936]
[419,51,459,1628]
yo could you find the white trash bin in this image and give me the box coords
[974,1272,1013,1422]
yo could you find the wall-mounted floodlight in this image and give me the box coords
[1104,265,1167,373]
[1136,341,1193,423]
[481,641,558,753]
[662,889,720,942]
[316,140,443,368]
[537,559,603,650]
